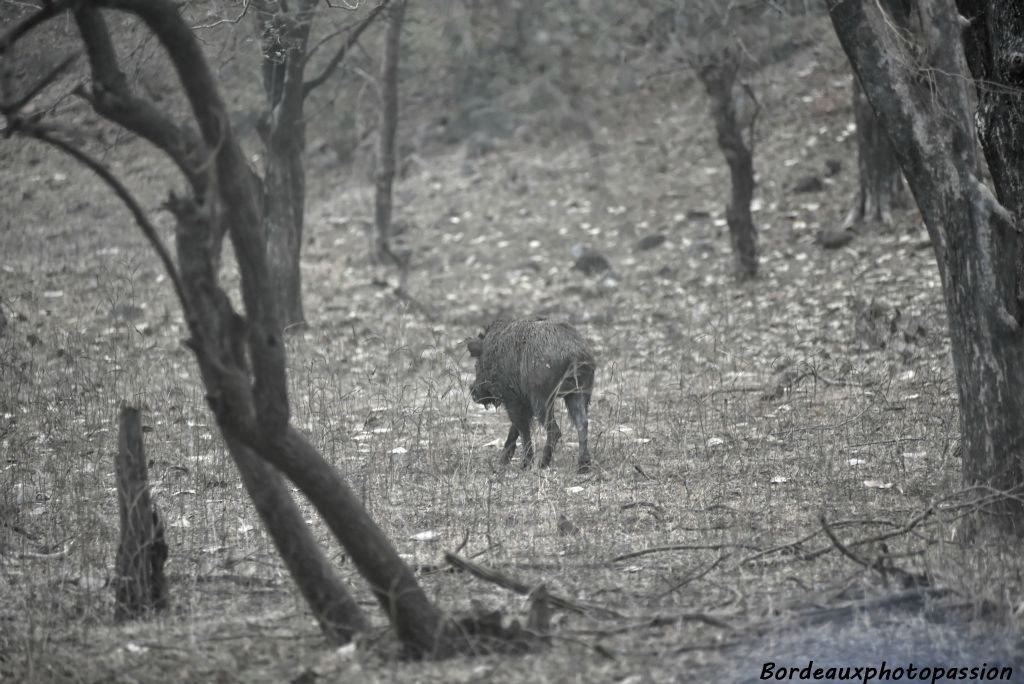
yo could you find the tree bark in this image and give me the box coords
[114,403,169,621]
[256,0,317,331]
[374,0,407,282]
[956,0,1024,531]
[839,76,903,230]
[830,0,1024,535]
[697,51,758,280]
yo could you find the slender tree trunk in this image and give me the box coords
[263,136,306,330]
[224,437,368,642]
[839,76,902,230]
[375,0,406,272]
[257,0,315,330]
[831,0,1024,535]
[697,52,758,280]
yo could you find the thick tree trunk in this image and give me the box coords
[840,76,902,230]
[831,0,1024,535]
[697,52,758,280]
[257,0,316,330]
[956,0,1024,531]
[375,0,406,278]
[114,404,168,621]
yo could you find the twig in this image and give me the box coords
[303,0,391,97]
[742,508,938,567]
[0,53,77,116]
[740,529,819,566]
[444,552,622,619]
[191,0,253,30]
[17,539,75,560]
[452,528,470,555]
[820,513,931,588]
[0,0,77,55]
[705,385,764,396]
[10,121,189,313]
[568,611,733,638]
[610,542,758,564]
[621,501,664,521]
[847,437,926,449]
[655,554,729,599]
[819,514,870,568]
[771,406,872,437]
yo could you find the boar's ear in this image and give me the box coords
[466,335,484,358]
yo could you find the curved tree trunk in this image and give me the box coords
[697,51,758,280]
[57,0,459,654]
[831,0,1024,536]
[839,76,903,230]
[224,438,368,642]
[73,4,364,642]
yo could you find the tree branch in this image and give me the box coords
[73,5,208,193]
[0,0,78,56]
[7,118,188,315]
[99,0,291,435]
[0,53,77,117]
[303,0,390,98]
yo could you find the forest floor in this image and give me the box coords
[2,13,1024,684]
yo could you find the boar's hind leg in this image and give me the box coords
[565,393,591,472]
[503,404,534,467]
[500,424,519,463]
[540,406,561,468]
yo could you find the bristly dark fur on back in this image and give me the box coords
[466,318,595,473]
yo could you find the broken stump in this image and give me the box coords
[113,402,168,621]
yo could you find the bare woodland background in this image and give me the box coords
[2,1,1024,682]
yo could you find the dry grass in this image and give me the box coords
[2,14,1024,684]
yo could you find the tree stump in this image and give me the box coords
[113,403,168,621]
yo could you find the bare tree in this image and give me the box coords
[373,0,409,288]
[1,0,469,655]
[830,0,1024,535]
[671,2,761,280]
[696,48,758,280]
[253,0,390,329]
[65,4,367,644]
[255,0,317,331]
